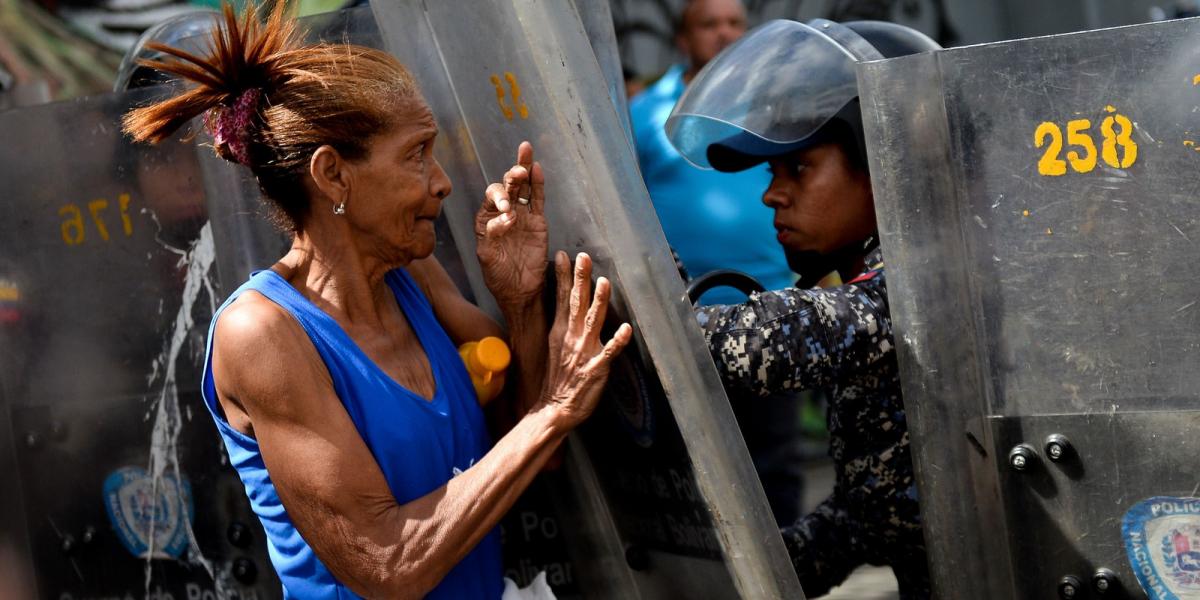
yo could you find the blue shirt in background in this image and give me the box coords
[630,64,796,305]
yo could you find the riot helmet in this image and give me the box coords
[114,10,220,92]
[665,18,939,172]
[667,18,939,288]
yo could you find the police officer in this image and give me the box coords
[666,19,941,599]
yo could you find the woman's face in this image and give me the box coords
[345,97,451,265]
[763,142,876,254]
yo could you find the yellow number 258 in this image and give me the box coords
[1035,107,1137,176]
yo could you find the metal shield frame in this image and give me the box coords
[860,16,1200,600]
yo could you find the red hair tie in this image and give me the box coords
[206,88,262,166]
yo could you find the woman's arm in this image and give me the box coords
[407,255,544,415]
[474,142,552,417]
[212,254,628,599]
[406,256,503,345]
[694,268,893,397]
[407,255,545,415]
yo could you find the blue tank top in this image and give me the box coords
[201,268,503,599]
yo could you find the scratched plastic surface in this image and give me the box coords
[858,16,1200,600]
[367,2,801,599]
[861,20,1200,419]
[0,88,281,599]
[0,4,798,599]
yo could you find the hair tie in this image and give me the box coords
[206,87,262,166]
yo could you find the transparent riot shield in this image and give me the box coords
[859,16,1200,600]
[366,3,801,599]
[0,4,797,598]
[571,0,634,145]
[0,88,280,599]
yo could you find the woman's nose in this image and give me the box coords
[431,158,452,200]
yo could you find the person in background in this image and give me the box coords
[623,66,645,101]
[630,0,794,304]
[667,17,941,599]
[631,0,807,527]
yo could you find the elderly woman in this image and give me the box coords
[123,5,631,599]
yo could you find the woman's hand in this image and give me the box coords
[538,251,633,430]
[475,141,548,310]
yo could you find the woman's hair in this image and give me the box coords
[122,1,419,230]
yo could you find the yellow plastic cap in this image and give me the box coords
[475,336,511,373]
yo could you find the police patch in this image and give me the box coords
[102,466,194,559]
[1123,496,1200,599]
[604,354,654,448]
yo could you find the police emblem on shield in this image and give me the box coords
[1123,496,1200,599]
[1163,526,1200,588]
[604,354,654,448]
[103,466,195,559]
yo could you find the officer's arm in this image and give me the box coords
[694,271,892,397]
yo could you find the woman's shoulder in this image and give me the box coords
[399,257,435,295]
[214,291,309,362]
[399,257,457,309]
[211,291,332,413]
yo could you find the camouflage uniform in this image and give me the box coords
[695,248,930,599]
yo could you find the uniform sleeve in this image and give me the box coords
[693,269,892,397]
[670,246,689,281]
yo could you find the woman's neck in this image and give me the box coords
[274,221,403,328]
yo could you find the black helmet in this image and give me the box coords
[666,18,939,172]
[114,10,220,92]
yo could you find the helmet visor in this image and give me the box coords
[666,20,861,169]
[115,10,220,92]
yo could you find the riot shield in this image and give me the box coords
[0,88,280,599]
[366,2,801,599]
[859,16,1200,600]
[0,11,471,599]
[0,3,798,598]
[570,0,634,146]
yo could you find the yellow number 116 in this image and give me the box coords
[59,193,133,246]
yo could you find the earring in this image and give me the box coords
[333,201,346,215]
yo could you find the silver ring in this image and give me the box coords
[517,196,531,206]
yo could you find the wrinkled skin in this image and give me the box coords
[474,141,549,309]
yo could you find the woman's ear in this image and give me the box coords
[310,145,350,211]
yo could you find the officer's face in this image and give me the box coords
[677,0,747,71]
[763,143,876,254]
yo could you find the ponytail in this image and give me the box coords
[121,1,419,230]
[123,2,294,156]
